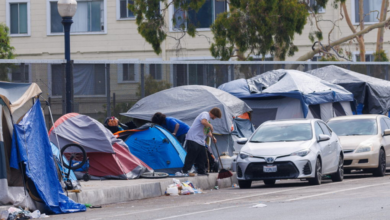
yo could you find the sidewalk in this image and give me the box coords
[68,173,237,206]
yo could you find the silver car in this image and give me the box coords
[235,119,344,188]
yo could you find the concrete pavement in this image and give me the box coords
[68,173,237,206]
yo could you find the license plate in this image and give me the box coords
[263,165,277,173]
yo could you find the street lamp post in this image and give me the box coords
[58,0,77,113]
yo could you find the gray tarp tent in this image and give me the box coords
[121,85,252,156]
[307,65,390,114]
[0,82,42,208]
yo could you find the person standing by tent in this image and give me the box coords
[151,112,190,145]
[104,117,137,134]
[181,107,222,175]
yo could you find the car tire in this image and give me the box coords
[308,158,322,185]
[331,155,344,182]
[238,180,252,189]
[263,179,276,186]
[373,149,386,177]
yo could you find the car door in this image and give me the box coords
[319,122,339,173]
[380,117,390,166]
[314,121,331,174]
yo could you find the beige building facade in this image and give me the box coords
[0,0,389,121]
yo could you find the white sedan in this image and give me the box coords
[235,119,344,188]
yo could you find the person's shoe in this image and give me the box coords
[175,171,188,177]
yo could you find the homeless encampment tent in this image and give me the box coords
[49,113,152,180]
[116,124,186,174]
[307,65,390,114]
[218,69,355,127]
[1,82,85,213]
[121,85,252,156]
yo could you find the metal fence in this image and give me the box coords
[0,60,389,127]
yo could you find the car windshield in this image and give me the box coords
[328,119,378,136]
[250,123,313,143]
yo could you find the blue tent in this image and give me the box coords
[120,124,186,174]
[219,69,355,126]
[9,100,85,214]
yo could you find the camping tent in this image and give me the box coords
[121,85,252,156]
[307,65,390,114]
[116,124,186,174]
[49,113,152,180]
[218,69,355,126]
[0,82,41,208]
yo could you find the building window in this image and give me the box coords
[51,64,106,96]
[355,54,375,62]
[6,0,30,36]
[354,0,382,23]
[173,0,227,30]
[117,64,139,83]
[148,64,162,80]
[173,64,231,87]
[49,0,105,34]
[307,0,325,13]
[8,64,30,83]
[119,0,134,19]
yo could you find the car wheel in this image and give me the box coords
[308,158,322,185]
[331,155,344,182]
[373,149,386,177]
[263,179,276,186]
[238,180,252,189]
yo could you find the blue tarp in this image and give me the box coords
[125,125,186,174]
[218,69,354,117]
[9,100,86,214]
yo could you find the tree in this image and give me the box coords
[0,24,15,81]
[136,74,172,97]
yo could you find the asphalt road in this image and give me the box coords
[51,172,390,220]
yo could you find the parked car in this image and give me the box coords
[327,115,390,176]
[235,119,344,188]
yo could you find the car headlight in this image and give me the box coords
[239,152,250,159]
[290,149,311,157]
[355,142,373,153]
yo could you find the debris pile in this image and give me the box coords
[0,207,49,220]
[165,179,203,196]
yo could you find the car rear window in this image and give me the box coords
[250,123,313,143]
[327,119,377,136]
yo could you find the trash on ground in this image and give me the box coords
[175,172,188,177]
[253,204,267,208]
[232,184,238,188]
[165,179,203,196]
[4,207,49,219]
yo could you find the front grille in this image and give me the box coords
[344,160,353,165]
[303,161,312,175]
[244,162,299,180]
[358,159,368,164]
[343,149,354,154]
[237,165,243,178]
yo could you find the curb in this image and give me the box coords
[68,173,237,206]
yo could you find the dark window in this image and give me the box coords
[333,102,346,116]
[319,122,331,136]
[10,64,29,83]
[328,119,378,136]
[10,3,28,34]
[149,64,162,80]
[174,64,188,86]
[251,108,278,128]
[314,122,324,137]
[309,105,321,119]
[120,0,134,18]
[123,64,136,81]
[380,118,388,134]
[354,0,382,23]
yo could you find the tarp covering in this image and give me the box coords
[0,82,41,113]
[9,100,85,214]
[49,113,152,180]
[121,85,252,135]
[122,124,186,174]
[218,69,354,117]
[307,65,390,114]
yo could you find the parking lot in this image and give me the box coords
[51,171,390,220]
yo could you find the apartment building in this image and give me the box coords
[0,0,388,120]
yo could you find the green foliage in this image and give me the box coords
[0,24,15,81]
[136,74,172,97]
[210,0,309,61]
[373,50,389,62]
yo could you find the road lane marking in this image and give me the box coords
[205,179,358,204]
[285,181,390,202]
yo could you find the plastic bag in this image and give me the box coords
[0,210,9,220]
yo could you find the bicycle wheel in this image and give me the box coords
[140,172,169,179]
[60,143,87,170]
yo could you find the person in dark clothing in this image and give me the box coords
[151,112,190,146]
[104,117,137,134]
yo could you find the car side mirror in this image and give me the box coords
[237,138,248,144]
[318,134,330,142]
[384,129,390,136]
